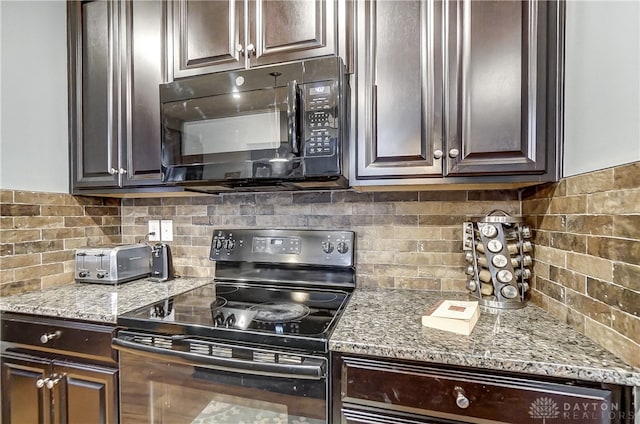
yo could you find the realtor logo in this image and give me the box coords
[529,397,560,423]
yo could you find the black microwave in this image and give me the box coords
[160,57,348,192]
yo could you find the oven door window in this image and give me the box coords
[119,349,326,424]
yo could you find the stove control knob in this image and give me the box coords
[225,314,236,328]
[337,241,349,254]
[224,239,236,251]
[214,312,225,326]
[213,238,224,250]
[321,241,334,254]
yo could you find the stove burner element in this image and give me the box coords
[210,297,227,311]
[250,303,310,323]
[214,285,239,295]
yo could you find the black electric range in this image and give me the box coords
[117,229,356,353]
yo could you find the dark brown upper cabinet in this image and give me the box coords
[68,0,169,192]
[171,0,351,79]
[352,0,564,188]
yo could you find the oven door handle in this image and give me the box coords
[112,337,325,380]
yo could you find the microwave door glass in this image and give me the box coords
[162,87,291,165]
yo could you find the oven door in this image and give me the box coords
[161,80,302,184]
[113,332,327,424]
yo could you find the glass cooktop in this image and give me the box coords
[117,282,351,352]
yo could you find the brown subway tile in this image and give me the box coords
[587,236,640,265]
[41,205,84,217]
[418,215,464,226]
[14,216,64,229]
[14,263,64,281]
[565,168,614,195]
[566,308,586,333]
[612,215,640,239]
[354,202,395,215]
[1,204,41,217]
[613,161,640,190]
[611,309,640,345]
[0,217,15,230]
[68,195,106,206]
[586,277,640,316]
[190,195,222,206]
[566,252,613,282]
[331,190,373,203]
[0,244,14,256]
[85,206,119,217]
[42,250,75,264]
[42,271,75,289]
[536,277,565,302]
[565,215,613,236]
[549,195,587,214]
[395,277,441,290]
[0,279,42,296]
[418,191,467,202]
[374,264,418,278]
[0,254,41,269]
[0,189,14,203]
[160,197,195,206]
[14,191,66,205]
[41,228,85,240]
[588,189,640,215]
[14,240,63,255]
[220,215,257,227]
[613,263,640,292]
[564,289,611,326]
[292,192,331,204]
[373,192,419,202]
[547,297,569,323]
[521,198,551,215]
[467,190,519,201]
[549,265,586,293]
[65,216,102,227]
[521,181,564,201]
[536,214,565,232]
[549,232,587,253]
[584,318,640,367]
[0,229,41,243]
[133,198,162,206]
[255,192,293,205]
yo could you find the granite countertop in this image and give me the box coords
[329,288,640,386]
[0,277,211,323]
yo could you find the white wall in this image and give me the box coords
[563,0,640,177]
[0,0,69,193]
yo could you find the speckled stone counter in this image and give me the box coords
[0,278,211,323]
[329,288,640,386]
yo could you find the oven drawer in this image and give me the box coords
[1,312,116,363]
[339,356,623,424]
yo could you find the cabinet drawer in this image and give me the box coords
[341,356,621,424]
[1,313,116,363]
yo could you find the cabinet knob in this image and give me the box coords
[45,374,63,389]
[449,148,460,158]
[433,150,443,159]
[109,168,118,175]
[40,330,61,344]
[119,168,127,175]
[246,43,255,55]
[36,378,49,388]
[454,386,470,409]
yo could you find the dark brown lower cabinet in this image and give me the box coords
[0,313,118,424]
[332,353,634,424]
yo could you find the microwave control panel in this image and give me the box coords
[301,81,339,161]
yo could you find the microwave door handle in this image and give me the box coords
[112,337,325,380]
[287,80,299,154]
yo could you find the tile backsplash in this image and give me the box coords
[1,161,638,368]
[522,161,640,367]
[0,190,121,296]
[120,190,520,291]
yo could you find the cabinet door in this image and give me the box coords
[445,0,553,176]
[172,0,245,78]
[68,0,120,189]
[54,361,118,424]
[120,0,167,186]
[248,0,336,68]
[354,0,444,179]
[1,354,52,424]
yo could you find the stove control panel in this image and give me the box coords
[210,229,354,267]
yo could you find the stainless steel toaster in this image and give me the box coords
[75,244,151,284]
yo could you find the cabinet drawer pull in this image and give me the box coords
[454,386,470,409]
[36,377,50,388]
[40,330,61,344]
